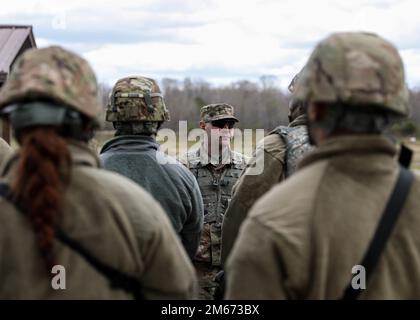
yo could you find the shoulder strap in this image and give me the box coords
[0,182,144,300]
[0,182,9,199]
[399,144,413,169]
[55,228,144,299]
[342,167,414,299]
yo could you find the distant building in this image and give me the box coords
[0,25,37,143]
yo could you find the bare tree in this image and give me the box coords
[97,77,420,137]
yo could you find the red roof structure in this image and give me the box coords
[0,25,36,142]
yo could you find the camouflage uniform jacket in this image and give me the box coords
[226,135,420,299]
[181,146,247,299]
[221,114,313,265]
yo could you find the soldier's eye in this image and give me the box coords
[211,120,235,129]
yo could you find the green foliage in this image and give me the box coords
[390,119,418,137]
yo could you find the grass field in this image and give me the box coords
[91,131,420,170]
[6,129,420,170]
[91,130,258,158]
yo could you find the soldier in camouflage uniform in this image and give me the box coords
[221,71,313,265]
[100,76,204,260]
[181,103,247,300]
[0,47,197,299]
[226,32,420,299]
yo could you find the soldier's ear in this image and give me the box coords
[199,120,206,129]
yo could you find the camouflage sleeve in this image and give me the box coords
[221,134,286,265]
[225,217,289,299]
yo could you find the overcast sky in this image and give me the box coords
[2,0,420,90]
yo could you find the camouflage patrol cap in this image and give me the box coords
[0,46,100,120]
[295,32,410,116]
[200,103,239,122]
[106,76,170,122]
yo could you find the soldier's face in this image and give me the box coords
[201,120,235,147]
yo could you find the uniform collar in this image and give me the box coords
[289,114,308,127]
[299,134,398,170]
[198,143,235,167]
[100,135,158,154]
[68,140,101,168]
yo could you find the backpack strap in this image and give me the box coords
[55,227,144,299]
[342,167,414,299]
[399,143,413,169]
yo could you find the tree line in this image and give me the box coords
[98,77,420,136]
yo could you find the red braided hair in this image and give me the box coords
[12,127,72,272]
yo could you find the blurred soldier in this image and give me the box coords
[221,71,313,265]
[100,76,203,260]
[0,46,197,299]
[226,32,420,299]
[181,103,247,299]
[0,137,12,167]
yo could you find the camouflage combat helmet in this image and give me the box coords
[295,32,410,116]
[288,68,305,112]
[0,46,100,120]
[200,103,239,123]
[288,70,301,94]
[106,76,170,122]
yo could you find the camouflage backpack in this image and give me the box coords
[270,125,313,178]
